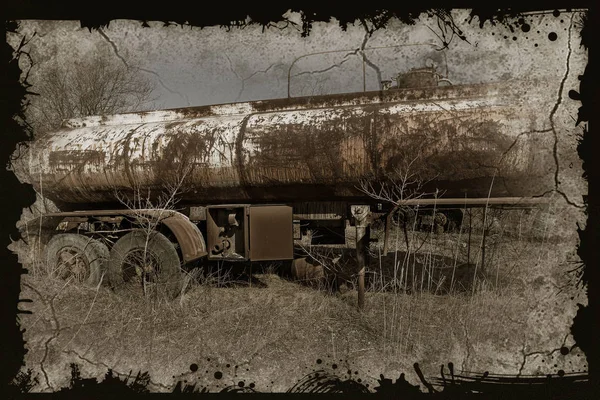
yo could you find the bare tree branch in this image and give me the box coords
[27,54,156,135]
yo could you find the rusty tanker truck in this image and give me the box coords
[13,67,555,301]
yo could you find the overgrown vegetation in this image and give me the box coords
[12,132,584,391]
[16,196,586,392]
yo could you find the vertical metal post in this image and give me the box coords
[352,205,370,310]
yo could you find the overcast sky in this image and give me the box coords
[10,9,587,110]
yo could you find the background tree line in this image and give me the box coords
[26,54,156,135]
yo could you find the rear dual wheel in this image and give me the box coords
[44,230,186,298]
[107,229,184,298]
[44,234,109,286]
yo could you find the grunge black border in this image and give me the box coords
[1,0,597,397]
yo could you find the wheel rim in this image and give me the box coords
[55,246,90,282]
[121,248,161,293]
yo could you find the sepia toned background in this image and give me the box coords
[7,8,589,392]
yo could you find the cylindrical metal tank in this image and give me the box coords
[14,79,556,208]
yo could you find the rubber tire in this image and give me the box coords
[291,257,326,284]
[44,233,109,286]
[108,229,183,298]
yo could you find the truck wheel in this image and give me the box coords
[108,229,183,298]
[44,233,108,286]
[291,257,325,284]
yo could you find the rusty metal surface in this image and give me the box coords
[20,215,73,237]
[16,79,556,206]
[292,201,347,220]
[42,209,177,218]
[290,257,325,282]
[186,206,207,221]
[249,205,293,261]
[24,209,207,263]
[390,197,549,206]
[159,214,207,263]
[206,205,249,261]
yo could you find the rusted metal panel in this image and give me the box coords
[206,205,249,261]
[292,201,347,220]
[187,206,207,221]
[160,214,207,263]
[249,205,293,261]
[16,79,557,207]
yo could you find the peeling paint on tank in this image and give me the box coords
[60,81,529,130]
[18,79,559,205]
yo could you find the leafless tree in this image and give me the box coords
[27,55,156,134]
[357,153,440,252]
[355,153,449,296]
[110,166,192,299]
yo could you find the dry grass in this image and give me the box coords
[16,202,587,392]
